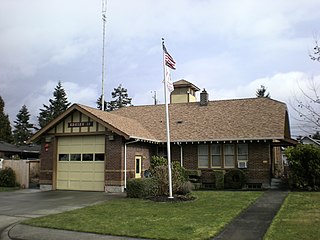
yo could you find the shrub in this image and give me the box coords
[224,169,245,189]
[178,181,193,195]
[150,156,167,169]
[126,178,156,198]
[201,171,215,184]
[150,159,189,196]
[152,165,169,196]
[0,167,16,187]
[285,144,320,190]
[214,170,225,190]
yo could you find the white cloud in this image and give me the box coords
[1,0,320,137]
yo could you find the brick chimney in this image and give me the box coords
[200,89,209,106]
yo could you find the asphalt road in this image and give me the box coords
[0,189,124,239]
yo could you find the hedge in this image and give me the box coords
[0,167,16,187]
[126,178,156,198]
[224,169,245,189]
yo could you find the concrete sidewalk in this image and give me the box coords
[5,224,141,240]
[214,190,289,240]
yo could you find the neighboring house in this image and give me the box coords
[0,141,40,160]
[28,80,296,192]
[300,136,320,148]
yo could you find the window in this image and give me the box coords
[70,154,81,161]
[211,144,221,167]
[82,154,93,161]
[95,153,105,161]
[59,154,69,161]
[237,144,248,169]
[157,146,167,159]
[224,144,235,168]
[198,145,209,168]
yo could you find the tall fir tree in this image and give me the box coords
[256,85,271,98]
[38,81,71,128]
[0,96,13,143]
[13,105,34,145]
[96,95,108,111]
[96,84,132,112]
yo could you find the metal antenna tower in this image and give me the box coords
[101,0,107,111]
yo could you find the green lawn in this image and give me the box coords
[0,187,20,192]
[24,191,262,240]
[264,192,320,240]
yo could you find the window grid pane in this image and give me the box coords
[70,154,81,161]
[198,145,209,168]
[59,154,69,161]
[95,153,104,161]
[211,144,221,167]
[224,144,235,168]
[212,156,221,167]
[198,156,209,167]
[82,153,93,161]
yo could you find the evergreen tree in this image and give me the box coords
[0,96,13,143]
[38,81,71,128]
[256,85,270,98]
[96,95,108,111]
[108,84,132,111]
[13,105,34,145]
[97,84,132,112]
[313,131,320,140]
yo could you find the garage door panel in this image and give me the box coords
[57,136,105,192]
[57,162,69,171]
[58,146,70,152]
[69,171,82,180]
[81,172,94,181]
[69,181,81,190]
[94,163,104,172]
[69,163,82,171]
[93,172,104,181]
[95,144,105,153]
[57,171,69,180]
[57,180,68,189]
[82,145,96,152]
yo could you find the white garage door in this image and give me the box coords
[57,135,105,191]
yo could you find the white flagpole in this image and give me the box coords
[162,39,173,199]
[101,0,107,111]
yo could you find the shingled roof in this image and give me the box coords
[111,97,292,143]
[29,97,295,145]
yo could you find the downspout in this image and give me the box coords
[177,143,183,167]
[124,139,139,190]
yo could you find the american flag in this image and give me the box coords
[163,44,176,70]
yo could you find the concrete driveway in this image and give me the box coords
[0,189,125,239]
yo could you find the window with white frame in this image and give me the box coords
[237,144,248,168]
[198,145,209,168]
[224,144,235,168]
[211,144,221,167]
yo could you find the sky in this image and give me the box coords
[0,0,320,138]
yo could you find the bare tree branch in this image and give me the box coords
[290,78,320,135]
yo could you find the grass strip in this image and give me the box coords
[264,192,320,240]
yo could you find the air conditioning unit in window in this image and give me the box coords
[238,161,247,169]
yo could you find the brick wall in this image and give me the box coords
[39,137,55,186]
[126,142,154,179]
[105,136,155,189]
[244,142,271,185]
[182,144,198,169]
[105,134,123,187]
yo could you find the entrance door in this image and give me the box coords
[135,156,142,178]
